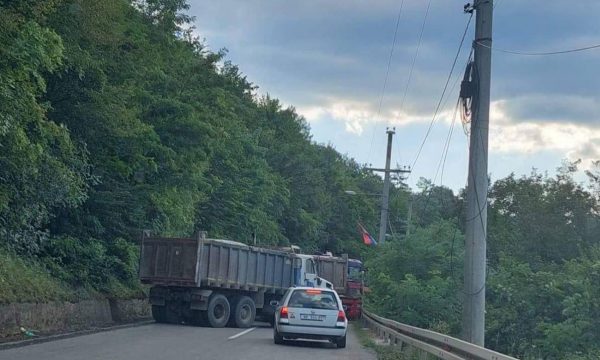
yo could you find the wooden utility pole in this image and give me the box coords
[463,0,493,346]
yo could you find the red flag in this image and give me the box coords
[358,223,377,246]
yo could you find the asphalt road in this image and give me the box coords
[0,323,376,360]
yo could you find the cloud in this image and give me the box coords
[495,95,600,125]
[188,0,600,183]
[297,98,458,135]
[488,101,600,168]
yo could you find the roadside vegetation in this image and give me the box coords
[1,1,599,359]
[365,164,600,359]
[353,323,407,360]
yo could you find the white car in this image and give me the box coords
[272,286,348,348]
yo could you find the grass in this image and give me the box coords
[0,248,147,304]
[0,249,71,304]
[353,322,409,360]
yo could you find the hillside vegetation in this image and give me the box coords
[1,1,599,359]
[0,0,384,299]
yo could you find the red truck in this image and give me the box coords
[313,254,365,320]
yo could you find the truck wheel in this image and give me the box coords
[207,294,230,328]
[231,296,256,328]
[336,334,347,349]
[151,305,167,323]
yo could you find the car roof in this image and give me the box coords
[287,286,338,293]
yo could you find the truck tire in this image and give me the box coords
[230,296,256,328]
[151,305,167,323]
[335,334,347,349]
[206,294,230,328]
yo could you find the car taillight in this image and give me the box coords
[337,310,346,322]
[280,307,289,319]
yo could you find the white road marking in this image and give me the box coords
[227,327,256,340]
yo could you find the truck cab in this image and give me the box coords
[344,259,364,319]
[294,254,334,289]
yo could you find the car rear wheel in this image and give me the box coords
[273,327,285,345]
[336,334,347,349]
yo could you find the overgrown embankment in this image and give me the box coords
[0,0,384,307]
[0,249,149,341]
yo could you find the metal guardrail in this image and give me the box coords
[362,309,519,360]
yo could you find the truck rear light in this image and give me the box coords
[280,306,289,319]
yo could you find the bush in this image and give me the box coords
[0,249,70,303]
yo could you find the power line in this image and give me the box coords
[399,0,432,112]
[475,41,600,56]
[415,98,460,224]
[409,13,474,176]
[366,0,406,165]
[439,101,459,185]
[394,0,432,166]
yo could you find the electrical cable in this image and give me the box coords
[399,0,432,113]
[366,0,406,165]
[415,98,460,225]
[409,13,473,177]
[394,0,432,165]
[475,41,600,56]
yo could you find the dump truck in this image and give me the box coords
[139,232,331,328]
[314,254,365,319]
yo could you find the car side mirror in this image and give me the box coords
[269,300,279,307]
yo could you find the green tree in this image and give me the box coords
[0,2,90,254]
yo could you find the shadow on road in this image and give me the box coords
[280,339,337,349]
[252,335,337,349]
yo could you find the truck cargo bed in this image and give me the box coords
[139,232,294,293]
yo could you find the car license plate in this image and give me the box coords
[300,314,326,321]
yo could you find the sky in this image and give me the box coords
[187,0,600,191]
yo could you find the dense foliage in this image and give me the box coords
[366,163,600,359]
[0,0,383,298]
[1,1,599,358]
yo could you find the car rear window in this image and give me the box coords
[288,289,338,310]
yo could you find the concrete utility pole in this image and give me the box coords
[405,199,412,237]
[366,128,410,245]
[379,128,394,245]
[463,0,493,346]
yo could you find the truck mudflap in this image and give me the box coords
[149,286,168,306]
[189,289,213,310]
[342,298,362,320]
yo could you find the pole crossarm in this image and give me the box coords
[365,168,411,173]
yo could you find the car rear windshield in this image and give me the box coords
[288,289,338,310]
